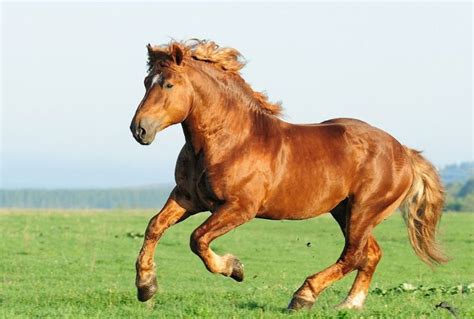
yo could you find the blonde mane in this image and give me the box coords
[147,39,283,117]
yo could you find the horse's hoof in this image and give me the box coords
[287,295,314,311]
[230,258,244,282]
[137,275,158,302]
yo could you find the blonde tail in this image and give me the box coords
[401,147,448,266]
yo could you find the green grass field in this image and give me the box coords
[0,210,472,318]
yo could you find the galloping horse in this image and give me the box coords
[130,40,447,311]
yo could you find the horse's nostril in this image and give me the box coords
[138,126,146,139]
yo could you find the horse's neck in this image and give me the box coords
[182,65,283,163]
[181,94,250,155]
[182,89,278,162]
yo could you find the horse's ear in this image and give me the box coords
[170,44,184,66]
[146,43,153,55]
[147,44,172,67]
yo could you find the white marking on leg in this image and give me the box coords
[349,291,366,308]
[337,291,367,309]
[209,251,231,275]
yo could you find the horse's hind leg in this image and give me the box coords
[330,200,383,309]
[337,235,382,309]
[288,193,406,311]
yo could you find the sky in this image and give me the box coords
[1,1,472,188]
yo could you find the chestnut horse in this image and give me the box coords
[130,40,447,311]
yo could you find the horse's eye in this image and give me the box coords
[165,83,174,89]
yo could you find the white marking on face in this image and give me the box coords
[151,73,162,86]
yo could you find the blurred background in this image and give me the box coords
[1,1,472,209]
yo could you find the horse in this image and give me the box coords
[129,39,447,311]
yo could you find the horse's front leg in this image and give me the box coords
[136,190,191,302]
[190,202,254,281]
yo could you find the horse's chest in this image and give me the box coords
[175,146,223,212]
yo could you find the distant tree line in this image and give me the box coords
[445,177,474,212]
[441,162,473,212]
[1,162,472,210]
[0,186,172,209]
[440,162,473,184]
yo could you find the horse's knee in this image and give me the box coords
[189,230,200,255]
[190,229,207,255]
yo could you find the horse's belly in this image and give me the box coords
[257,186,348,220]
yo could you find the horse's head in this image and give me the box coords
[130,44,194,145]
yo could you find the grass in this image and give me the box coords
[0,210,472,318]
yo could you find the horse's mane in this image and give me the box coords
[147,39,283,117]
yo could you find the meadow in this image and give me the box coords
[0,210,472,318]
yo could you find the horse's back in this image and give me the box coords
[287,117,412,183]
[259,118,412,219]
[287,117,406,155]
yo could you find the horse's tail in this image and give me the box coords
[401,147,448,266]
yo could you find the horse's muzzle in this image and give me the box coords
[130,118,159,145]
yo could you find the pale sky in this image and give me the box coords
[1,2,472,188]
